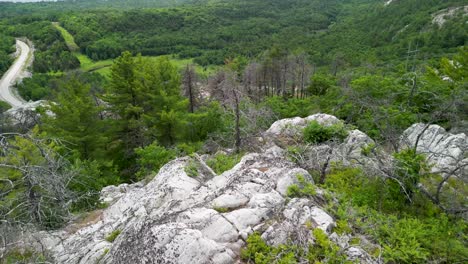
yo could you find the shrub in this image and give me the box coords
[241,231,350,264]
[241,232,300,264]
[135,141,177,180]
[303,121,348,144]
[323,167,468,263]
[213,207,230,213]
[184,159,199,178]
[286,174,316,198]
[307,228,349,263]
[263,96,318,119]
[0,101,11,112]
[206,152,243,175]
[2,249,47,263]
[105,229,121,242]
[392,149,428,202]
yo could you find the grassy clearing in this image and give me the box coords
[75,53,113,72]
[53,22,113,75]
[52,22,79,52]
[147,55,218,78]
[86,55,218,78]
[53,22,217,77]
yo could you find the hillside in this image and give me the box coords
[0,0,467,263]
[4,114,467,263]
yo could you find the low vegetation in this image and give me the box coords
[105,229,122,243]
[206,152,243,175]
[324,166,468,263]
[241,229,350,264]
[286,174,317,198]
[303,121,348,144]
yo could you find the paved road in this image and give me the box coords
[0,40,29,107]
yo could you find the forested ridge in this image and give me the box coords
[0,0,467,263]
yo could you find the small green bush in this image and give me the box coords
[241,231,350,264]
[135,141,177,180]
[392,149,428,202]
[286,174,316,198]
[303,121,348,144]
[2,249,47,263]
[213,207,230,213]
[0,101,11,112]
[307,228,349,263]
[360,143,376,156]
[105,229,121,242]
[184,159,199,178]
[206,152,243,175]
[241,232,300,264]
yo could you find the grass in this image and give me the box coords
[53,22,218,78]
[105,229,121,242]
[146,55,218,78]
[75,53,113,73]
[53,22,114,75]
[52,22,79,52]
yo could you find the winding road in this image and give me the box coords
[0,40,30,108]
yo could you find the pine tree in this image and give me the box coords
[41,76,107,160]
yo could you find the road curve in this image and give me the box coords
[0,40,30,107]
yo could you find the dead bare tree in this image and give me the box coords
[0,133,84,228]
[242,62,261,102]
[182,64,199,113]
[208,70,275,152]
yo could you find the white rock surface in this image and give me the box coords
[23,114,380,264]
[266,113,340,138]
[401,123,467,176]
[432,5,468,26]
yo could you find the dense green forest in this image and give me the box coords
[0,0,467,263]
[0,33,15,77]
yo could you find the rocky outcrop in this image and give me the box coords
[432,5,468,27]
[401,123,467,215]
[266,114,376,174]
[401,123,467,177]
[23,114,379,264]
[266,113,340,139]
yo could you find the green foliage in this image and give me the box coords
[10,21,79,73]
[41,76,108,160]
[360,143,376,157]
[325,167,382,209]
[392,149,429,202]
[2,248,47,264]
[303,121,348,144]
[16,73,58,101]
[0,32,14,77]
[323,167,468,263]
[184,159,199,178]
[135,141,177,180]
[334,219,352,235]
[308,74,337,96]
[263,96,317,119]
[286,174,316,198]
[104,52,188,180]
[307,228,349,263]
[213,207,229,213]
[0,101,11,112]
[105,229,121,243]
[206,152,242,175]
[240,232,298,264]
[241,231,350,264]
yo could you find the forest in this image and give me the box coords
[0,0,467,263]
